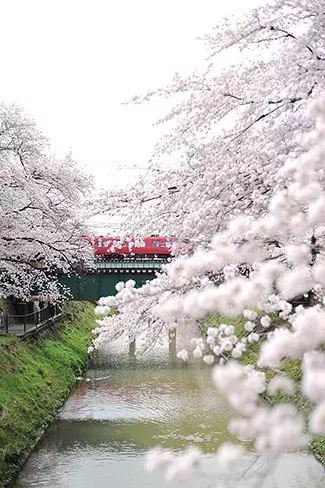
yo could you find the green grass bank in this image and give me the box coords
[203,314,325,467]
[0,301,95,487]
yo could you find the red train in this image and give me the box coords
[82,236,177,261]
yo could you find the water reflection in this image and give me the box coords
[13,339,325,488]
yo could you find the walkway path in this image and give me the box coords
[0,304,62,337]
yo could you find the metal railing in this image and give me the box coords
[95,261,166,270]
[0,303,62,336]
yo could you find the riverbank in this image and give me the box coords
[203,315,325,467]
[0,301,95,487]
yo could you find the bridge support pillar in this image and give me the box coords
[168,328,177,364]
[176,320,199,352]
[129,338,136,362]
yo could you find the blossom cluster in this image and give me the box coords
[90,102,325,480]
[0,103,93,298]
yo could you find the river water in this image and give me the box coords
[14,339,325,488]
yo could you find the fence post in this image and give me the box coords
[24,313,27,334]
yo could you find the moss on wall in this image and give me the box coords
[0,301,95,486]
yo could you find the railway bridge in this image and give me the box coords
[58,260,165,301]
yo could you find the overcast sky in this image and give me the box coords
[0,0,262,197]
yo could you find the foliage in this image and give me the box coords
[88,0,325,482]
[91,93,325,482]
[203,314,325,463]
[0,302,95,486]
[94,0,325,248]
[0,103,94,299]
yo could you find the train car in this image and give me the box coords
[89,236,177,261]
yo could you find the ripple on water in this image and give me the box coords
[14,340,325,488]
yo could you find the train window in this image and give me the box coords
[151,241,167,247]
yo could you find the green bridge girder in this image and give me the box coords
[58,261,165,301]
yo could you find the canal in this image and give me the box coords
[14,339,325,487]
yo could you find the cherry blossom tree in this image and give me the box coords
[89,2,325,478]
[91,99,325,477]
[94,0,325,249]
[0,103,93,298]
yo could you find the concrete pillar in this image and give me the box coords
[168,328,177,365]
[128,338,136,363]
[176,319,200,352]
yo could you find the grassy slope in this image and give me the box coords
[0,301,95,486]
[203,315,325,466]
